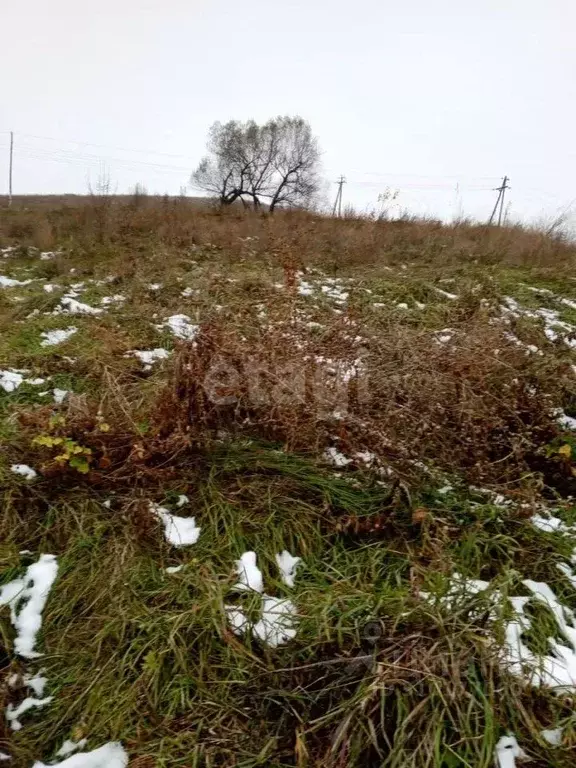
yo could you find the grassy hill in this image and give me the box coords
[2,198,576,766]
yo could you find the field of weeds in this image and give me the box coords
[3,198,576,766]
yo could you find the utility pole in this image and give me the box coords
[8,131,13,207]
[488,175,510,226]
[332,175,346,217]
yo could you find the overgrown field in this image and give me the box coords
[3,199,576,766]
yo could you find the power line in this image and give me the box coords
[332,175,346,217]
[7,131,197,161]
[488,176,510,226]
[8,132,13,207]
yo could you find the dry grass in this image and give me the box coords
[2,198,576,766]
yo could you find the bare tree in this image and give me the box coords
[263,117,321,212]
[190,116,321,211]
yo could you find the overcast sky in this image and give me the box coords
[2,0,575,223]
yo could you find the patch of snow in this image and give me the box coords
[396,302,408,310]
[165,565,184,574]
[0,753,10,761]
[147,283,162,291]
[40,327,77,347]
[560,296,576,310]
[39,251,62,261]
[434,287,458,300]
[225,605,250,635]
[557,562,576,588]
[0,275,33,288]
[23,672,48,697]
[100,294,125,306]
[555,409,576,430]
[252,596,298,647]
[503,579,576,692]
[53,389,69,405]
[156,314,198,341]
[545,327,558,341]
[11,464,37,480]
[355,450,377,465]
[150,503,201,547]
[434,328,455,344]
[275,551,301,587]
[6,696,54,731]
[0,370,25,392]
[57,297,102,316]
[0,553,58,658]
[181,287,199,298]
[234,551,264,592]
[495,735,525,768]
[126,348,171,370]
[324,446,353,467]
[176,494,189,507]
[541,727,563,746]
[56,740,89,758]
[531,513,576,535]
[43,284,59,293]
[298,281,315,297]
[32,742,128,768]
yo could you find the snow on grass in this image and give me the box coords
[434,287,458,300]
[423,570,576,693]
[147,283,163,291]
[0,752,10,760]
[324,446,353,467]
[227,552,300,646]
[504,580,576,692]
[234,551,264,592]
[0,275,33,288]
[155,314,198,341]
[40,327,78,347]
[6,696,54,731]
[150,503,201,547]
[57,297,103,316]
[32,742,128,768]
[22,672,48,697]
[0,554,58,658]
[495,735,525,768]
[165,565,184,574]
[39,251,62,260]
[176,494,189,507]
[1,369,46,393]
[275,551,301,588]
[557,562,576,588]
[555,409,576,430]
[225,605,250,635]
[541,727,563,746]
[252,596,299,647]
[11,464,37,480]
[53,389,69,405]
[99,294,125,306]
[126,348,171,370]
[297,280,314,297]
[56,740,89,758]
[43,283,60,293]
[433,328,455,344]
[531,512,576,535]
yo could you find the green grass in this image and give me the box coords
[3,212,576,766]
